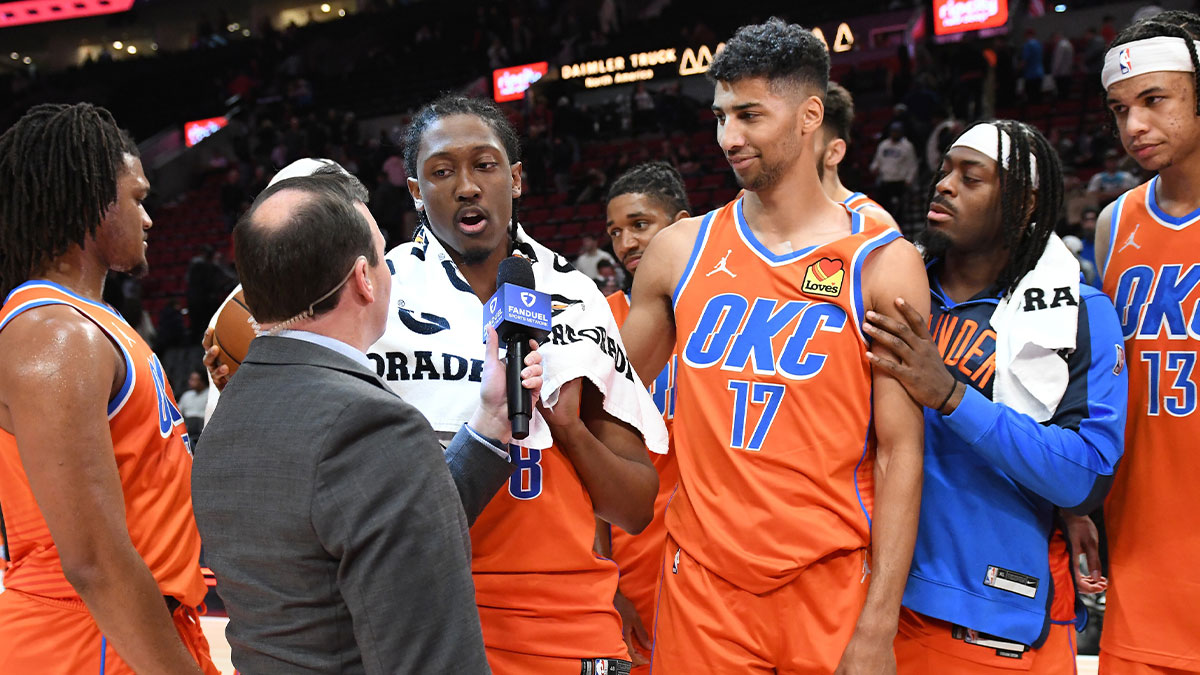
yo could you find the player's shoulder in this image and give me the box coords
[0,303,116,376]
[859,203,900,231]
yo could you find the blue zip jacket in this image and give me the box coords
[901,273,1127,647]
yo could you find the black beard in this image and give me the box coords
[917,227,952,262]
[459,246,494,266]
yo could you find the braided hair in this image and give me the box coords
[1109,11,1200,116]
[403,94,523,255]
[0,103,138,298]
[929,120,1064,296]
[607,161,691,216]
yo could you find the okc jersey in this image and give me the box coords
[669,197,900,593]
[606,291,678,661]
[1101,177,1200,670]
[842,191,886,214]
[0,281,206,606]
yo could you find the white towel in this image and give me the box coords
[372,224,669,454]
[990,234,1081,422]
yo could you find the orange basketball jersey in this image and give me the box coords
[1100,177,1200,670]
[842,191,886,214]
[0,281,206,606]
[470,443,626,663]
[670,197,901,593]
[606,291,679,658]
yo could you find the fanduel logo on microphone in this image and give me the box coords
[483,283,552,342]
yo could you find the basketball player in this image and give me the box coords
[601,161,690,670]
[621,19,928,673]
[377,95,659,674]
[1097,11,1200,673]
[0,104,216,673]
[819,82,901,230]
[865,120,1126,673]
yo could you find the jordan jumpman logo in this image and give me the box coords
[1119,223,1142,253]
[707,250,737,278]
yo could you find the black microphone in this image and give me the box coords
[488,257,551,440]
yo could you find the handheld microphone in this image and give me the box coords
[484,257,551,440]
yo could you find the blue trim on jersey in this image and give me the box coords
[0,299,62,331]
[648,484,679,675]
[851,228,903,341]
[734,197,817,263]
[1099,191,1129,282]
[99,636,106,674]
[9,280,126,323]
[849,208,864,235]
[853,403,874,531]
[1147,175,1200,227]
[671,210,716,308]
[0,295,137,418]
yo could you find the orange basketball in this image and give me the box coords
[212,288,257,377]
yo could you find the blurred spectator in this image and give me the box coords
[220,167,248,231]
[153,298,186,352]
[1101,15,1117,45]
[633,83,657,135]
[373,155,414,245]
[178,370,209,449]
[595,259,621,294]
[573,235,619,281]
[1088,149,1140,206]
[575,168,609,206]
[1049,31,1075,88]
[186,246,223,342]
[1019,29,1045,104]
[871,122,919,220]
[1062,235,1099,287]
[1081,27,1106,75]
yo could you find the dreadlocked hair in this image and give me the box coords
[0,103,138,298]
[932,120,1063,296]
[1110,11,1200,117]
[607,161,691,216]
[403,94,523,254]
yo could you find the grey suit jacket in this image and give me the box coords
[192,336,512,675]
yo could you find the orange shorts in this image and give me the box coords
[0,588,218,674]
[894,608,1076,674]
[650,534,870,674]
[486,646,632,675]
[1100,651,1200,675]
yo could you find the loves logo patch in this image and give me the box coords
[802,257,845,297]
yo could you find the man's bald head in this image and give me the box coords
[234,175,377,322]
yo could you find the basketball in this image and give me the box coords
[212,288,257,377]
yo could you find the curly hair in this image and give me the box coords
[607,161,691,216]
[707,17,830,96]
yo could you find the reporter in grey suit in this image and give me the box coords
[193,174,541,674]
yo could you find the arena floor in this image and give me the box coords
[199,617,1101,674]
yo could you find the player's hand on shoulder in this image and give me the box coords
[863,298,960,413]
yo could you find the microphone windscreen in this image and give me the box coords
[497,256,536,291]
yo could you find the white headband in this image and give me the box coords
[950,123,1038,187]
[1102,36,1200,89]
